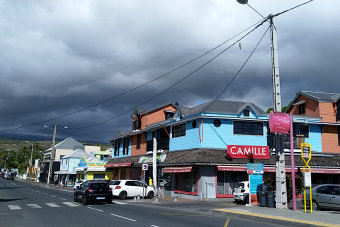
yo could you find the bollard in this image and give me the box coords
[134,196,137,201]
[137,195,140,200]
[174,196,178,203]
[154,195,159,203]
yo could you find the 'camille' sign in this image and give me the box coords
[227,145,270,159]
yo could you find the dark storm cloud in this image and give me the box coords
[1,0,339,143]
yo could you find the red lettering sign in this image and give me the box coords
[227,145,270,159]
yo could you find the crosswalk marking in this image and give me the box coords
[8,205,21,210]
[27,204,42,208]
[45,203,60,208]
[113,201,127,205]
[63,202,79,207]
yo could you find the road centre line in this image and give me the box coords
[49,195,57,197]
[151,225,159,227]
[8,205,21,210]
[87,207,103,212]
[59,198,67,201]
[110,213,136,222]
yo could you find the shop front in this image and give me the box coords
[74,157,111,181]
[163,166,198,195]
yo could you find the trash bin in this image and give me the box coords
[266,191,275,208]
[259,191,267,207]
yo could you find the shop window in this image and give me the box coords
[243,109,250,117]
[137,134,141,149]
[298,103,306,114]
[174,171,198,194]
[213,119,221,127]
[293,123,309,138]
[172,123,186,138]
[233,121,263,136]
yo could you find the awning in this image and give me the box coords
[54,170,76,175]
[217,166,247,172]
[105,162,133,168]
[309,168,340,174]
[217,166,298,172]
[163,166,192,173]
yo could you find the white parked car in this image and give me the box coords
[73,180,86,190]
[233,181,250,204]
[109,180,155,200]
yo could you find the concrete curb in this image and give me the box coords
[213,208,340,227]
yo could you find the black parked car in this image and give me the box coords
[74,180,112,205]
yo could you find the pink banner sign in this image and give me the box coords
[269,111,291,134]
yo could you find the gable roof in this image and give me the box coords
[46,137,84,152]
[179,100,266,117]
[286,91,340,113]
[63,148,89,159]
[132,103,178,116]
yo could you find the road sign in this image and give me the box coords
[250,174,263,193]
[247,163,263,174]
[142,164,148,171]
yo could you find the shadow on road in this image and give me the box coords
[0,198,27,203]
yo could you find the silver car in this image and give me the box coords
[304,184,340,210]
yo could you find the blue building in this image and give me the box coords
[106,99,339,199]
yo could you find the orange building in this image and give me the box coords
[286,91,340,153]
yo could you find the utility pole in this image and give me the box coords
[270,15,287,209]
[47,125,57,185]
[153,137,158,202]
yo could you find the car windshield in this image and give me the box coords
[90,183,107,189]
[236,183,245,188]
[110,181,121,185]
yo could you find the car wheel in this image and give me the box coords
[244,196,249,205]
[82,195,88,205]
[312,200,320,211]
[73,193,77,202]
[106,196,112,204]
[119,191,127,200]
[147,191,154,199]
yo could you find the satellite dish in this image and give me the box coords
[237,0,248,4]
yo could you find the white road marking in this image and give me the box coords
[113,201,127,205]
[151,225,159,227]
[63,202,79,207]
[42,192,48,195]
[49,195,57,197]
[87,207,103,212]
[8,205,21,210]
[110,213,136,222]
[45,203,60,208]
[27,204,42,208]
[59,198,67,201]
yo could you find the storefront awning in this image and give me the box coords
[54,170,76,175]
[163,166,192,173]
[310,168,340,174]
[105,162,133,168]
[217,166,298,172]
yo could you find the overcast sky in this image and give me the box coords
[1,0,339,144]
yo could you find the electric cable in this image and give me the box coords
[0,19,264,133]
[204,25,270,114]
[72,18,269,130]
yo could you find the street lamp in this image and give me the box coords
[237,0,288,209]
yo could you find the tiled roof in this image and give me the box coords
[299,91,340,102]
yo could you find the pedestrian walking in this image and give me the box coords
[54,175,58,187]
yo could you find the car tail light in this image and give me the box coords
[241,189,245,193]
[87,189,94,193]
[115,186,121,189]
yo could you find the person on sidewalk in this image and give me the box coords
[54,175,58,187]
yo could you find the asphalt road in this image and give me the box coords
[0,178,304,227]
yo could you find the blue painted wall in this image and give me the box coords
[304,124,322,152]
[112,139,131,158]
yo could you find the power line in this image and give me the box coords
[273,0,314,18]
[0,19,264,133]
[202,25,270,113]
[74,18,268,130]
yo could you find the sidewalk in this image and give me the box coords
[213,204,340,227]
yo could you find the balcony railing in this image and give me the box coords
[146,138,169,152]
